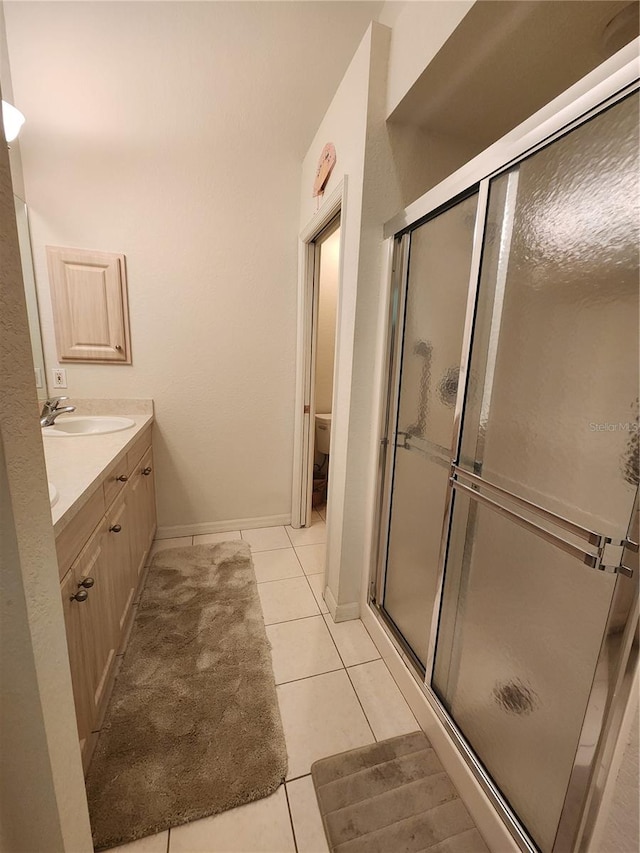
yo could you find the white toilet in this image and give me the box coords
[315,413,332,455]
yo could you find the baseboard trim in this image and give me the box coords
[324,586,360,622]
[156,514,292,540]
[361,603,519,853]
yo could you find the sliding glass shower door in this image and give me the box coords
[432,92,639,853]
[374,78,639,853]
[380,193,478,667]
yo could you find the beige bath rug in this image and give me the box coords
[311,731,490,853]
[86,541,288,850]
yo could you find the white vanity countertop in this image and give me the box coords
[42,401,154,536]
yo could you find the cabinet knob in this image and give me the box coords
[109,524,122,533]
[116,474,128,483]
[78,577,95,589]
[142,466,152,476]
[70,590,89,603]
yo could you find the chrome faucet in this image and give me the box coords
[40,396,76,427]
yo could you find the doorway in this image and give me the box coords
[309,219,340,526]
[372,62,639,853]
[292,185,344,532]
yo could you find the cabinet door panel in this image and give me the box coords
[140,448,156,570]
[74,518,117,713]
[46,245,131,363]
[105,495,135,633]
[60,568,93,752]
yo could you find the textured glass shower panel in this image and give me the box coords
[433,93,639,853]
[382,194,478,666]
[433,495,616,853]
[459,94,640,538]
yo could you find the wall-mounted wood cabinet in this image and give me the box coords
[46,246,132,363]
[59,428,156,769]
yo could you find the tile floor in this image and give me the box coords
[113,511,420,853]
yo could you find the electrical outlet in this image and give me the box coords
[52,368,67,388]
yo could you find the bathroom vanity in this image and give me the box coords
[44,402,156,770]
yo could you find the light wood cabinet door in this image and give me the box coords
[60,568,94,755]
[129,447,157,580]
[141,449,157,559]
[46,245,131,363]
[61,519,119,767]
[74,517,118,715]
[105,494,135,635]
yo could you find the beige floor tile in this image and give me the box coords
[112,830,168,853]
[192,530,241,545]
[315,504,326,521]
[348,659,420,742]
[295,543,326,576]
[277,670,374,779]
[241,525,291,551]
[286,775,329,853]
[257,576,320,625]
[286,519,326,547]
[169,786,295,852]
[323,615,380,667]
[253,548,304,583]
[306,573,329,614]
[266,616,342,684]
[148,537,192,563]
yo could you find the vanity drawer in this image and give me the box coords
[126,425,152,474]
[103,456,130,508]
[56,486,106,580]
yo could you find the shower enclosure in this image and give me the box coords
[371,54,638,853]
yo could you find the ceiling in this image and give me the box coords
[3,1,384,159]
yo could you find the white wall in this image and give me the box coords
[299,24,373,618]
[314,227,340,416]
[3,0,381,535]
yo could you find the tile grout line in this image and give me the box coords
[264,610,322,628]
[321,613,381,667]
[275,665,345,689]
[316,611,381,744]
[166,827,171,853]
[283,780,299,853]
[285,771,313,784]
[343,662,379,744]
[317,615,380,745]
[256,572,305,585]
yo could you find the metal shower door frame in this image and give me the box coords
[370,43,640,853]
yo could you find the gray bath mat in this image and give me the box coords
[311,731,490,853]
[86,541,288,850]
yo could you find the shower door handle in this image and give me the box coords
[452,465,602,545]
[450,475,635,577]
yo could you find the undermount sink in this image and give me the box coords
[42,416,136,437]
[48,481,58,507]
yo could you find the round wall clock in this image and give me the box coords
[313,142,336,197]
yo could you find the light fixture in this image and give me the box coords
[2,100,25,143]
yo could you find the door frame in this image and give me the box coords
[291,179,346,529]
[370,41,640,853]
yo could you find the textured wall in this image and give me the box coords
[0,94,92,850]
